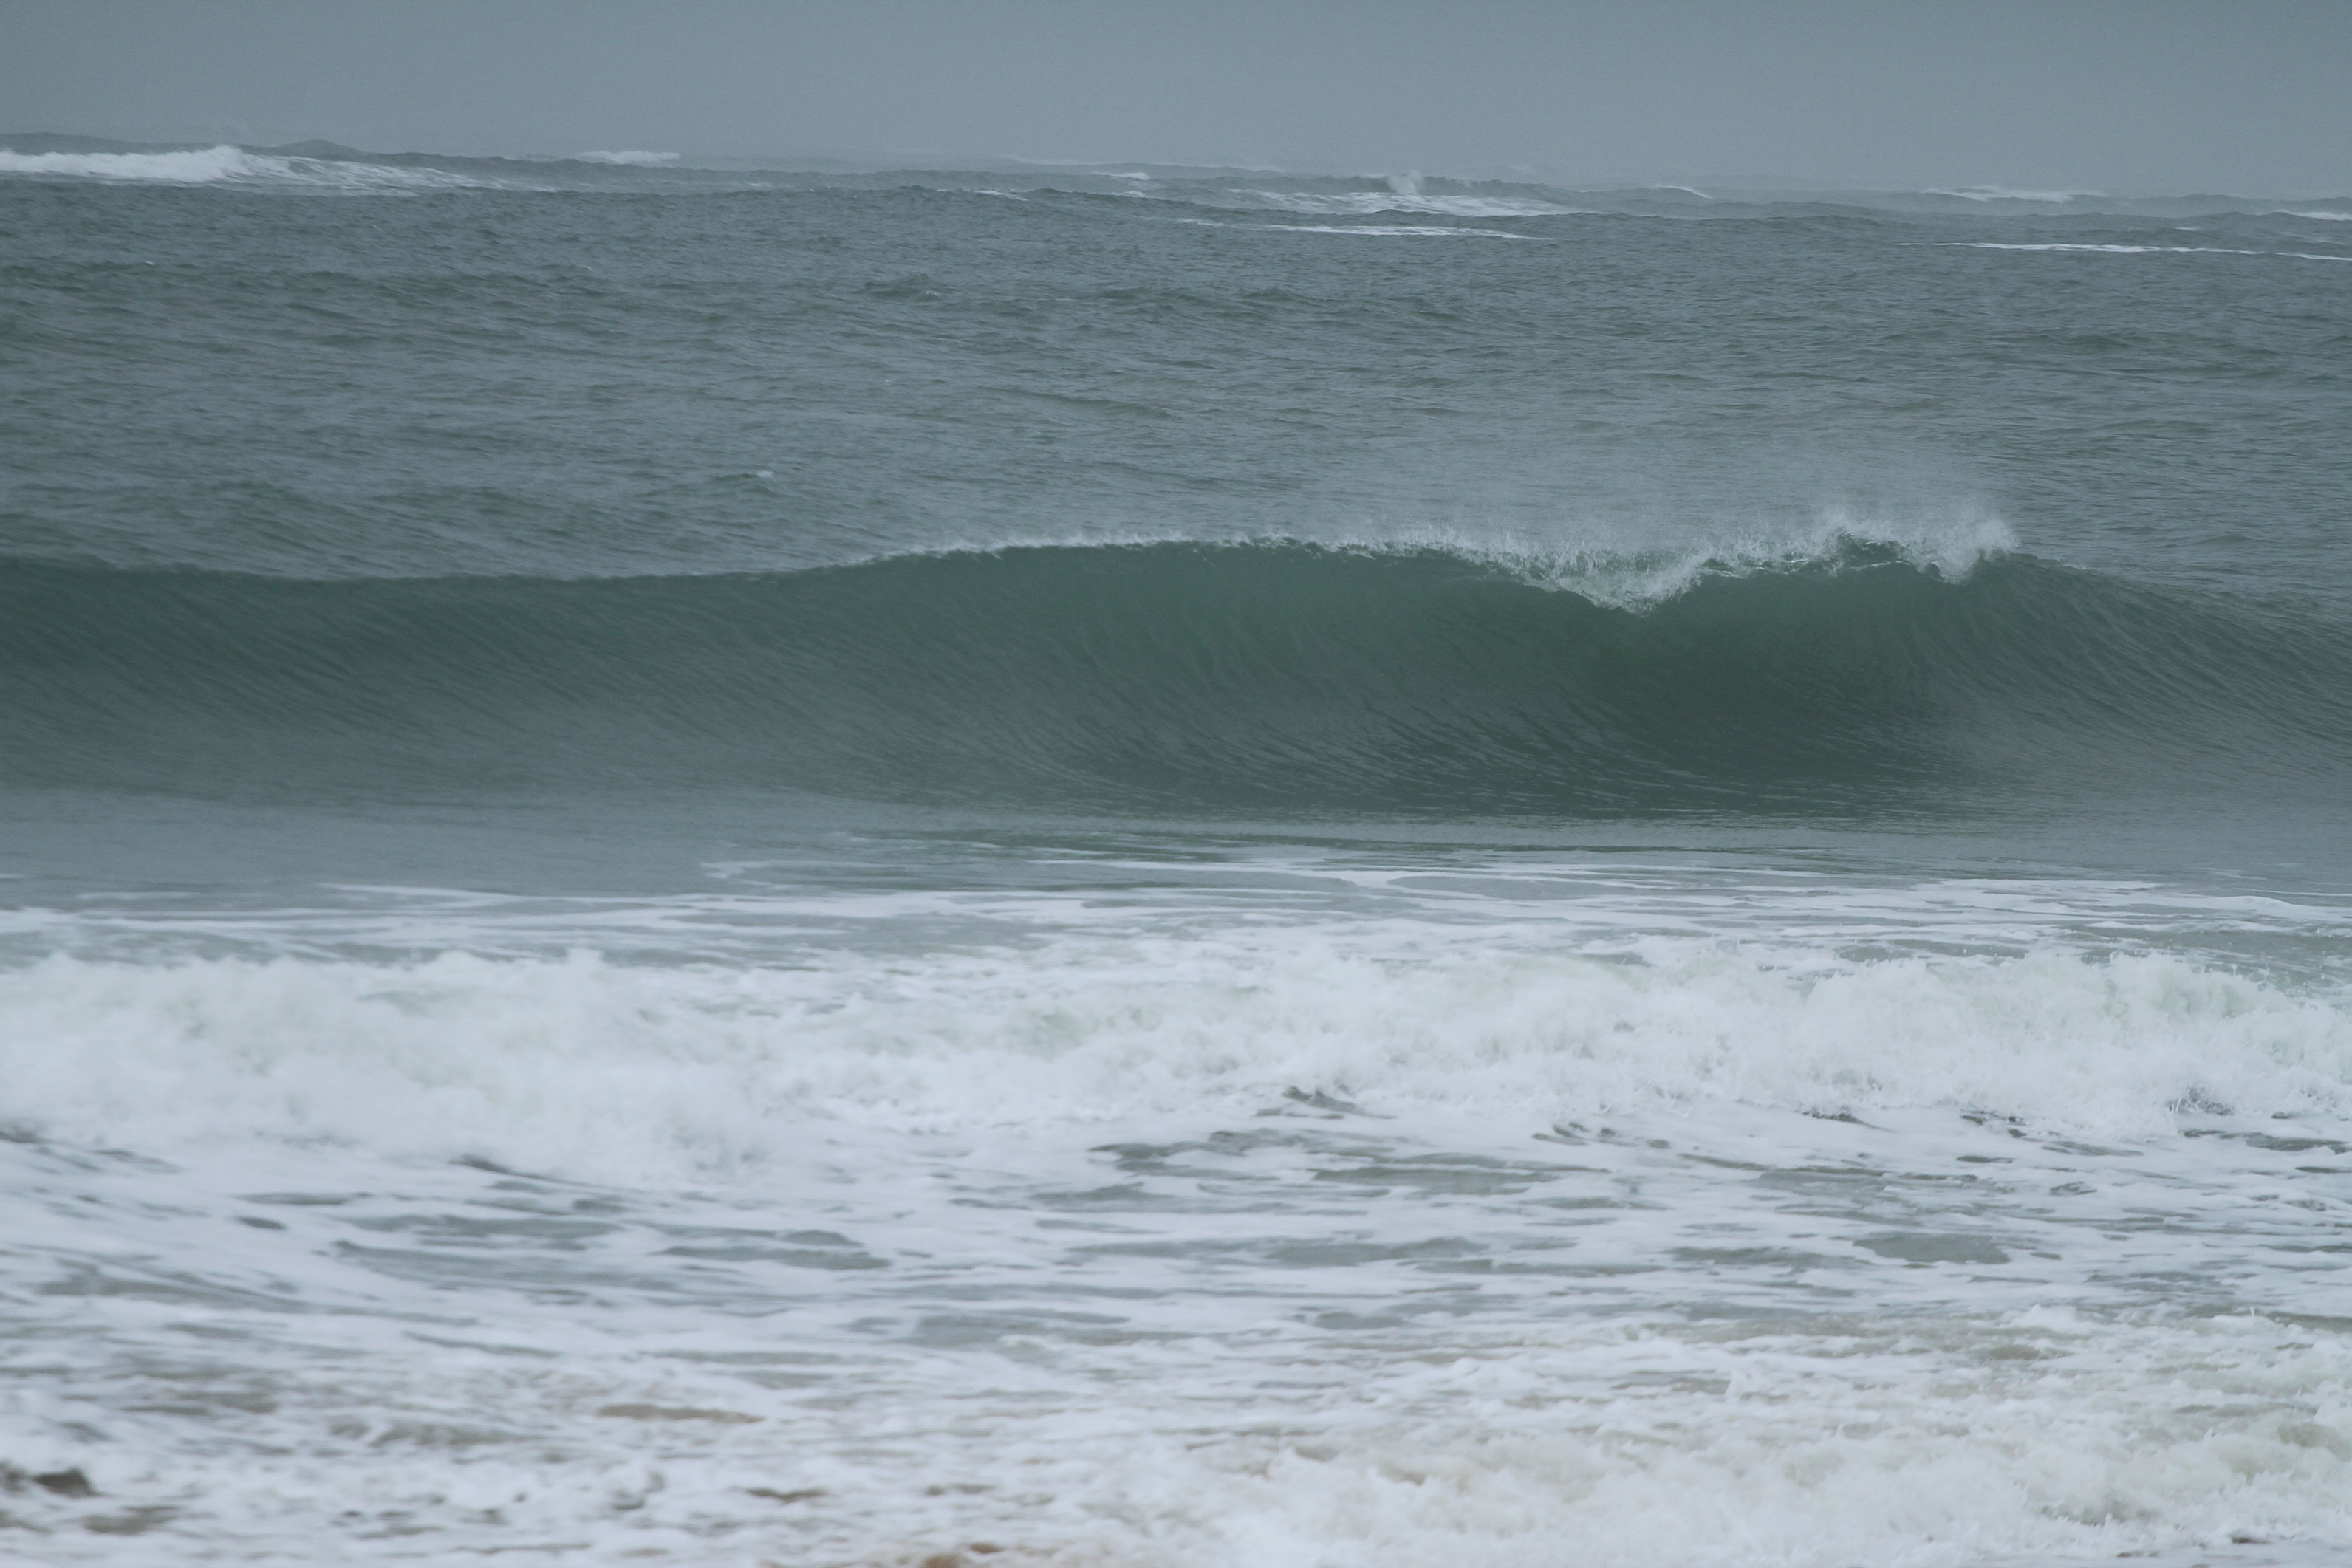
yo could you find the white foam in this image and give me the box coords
[1411,504,2018,609]
[7,885,2350,1564]
[1928,186,2102,202]
[794,505,2019,614]
[1262,222,1536,238]
[7,1286,2347,1567]
[1946,242,2243,255]
[1238,172,1582,219]
[0,144,488,189]
[0,145,257,182]
[1,928,2342,1186]
[578,149,679,166]
[1938,242,2352,263]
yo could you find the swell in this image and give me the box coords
[7,139,2340,223]
[4,541,2348,815]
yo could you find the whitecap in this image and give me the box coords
[1936,241,2351,263]
[1262,222,1536,238]
[1235,171,1583,219]
[0,144,489,189]
[1927,185,2103,202]
[1398,505,2018,609]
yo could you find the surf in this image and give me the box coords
[4,538,2348,816]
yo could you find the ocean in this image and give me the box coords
[1,141,2349,1567]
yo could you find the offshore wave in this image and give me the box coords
[7,137,2343,222]
[1238,222,1535,239]
[4,538,2348,813]
[1924,186,2104,203]
[0,144,496,189]
[1941,241,2352,264]
[1228,172,1587,219]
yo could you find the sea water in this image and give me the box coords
[1,145,2350,1566]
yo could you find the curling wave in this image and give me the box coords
[4,539,2348,814]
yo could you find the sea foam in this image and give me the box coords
[4,929,2350,1567]
[1926,186,2102,203]
[0,145,490,188]
[1239,172,1583,219]
[1939,242,2352,264]
[1372,506,2018,609]
[3,934,2344,1186]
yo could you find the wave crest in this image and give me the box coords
[1235,171,1585,219]
[1384,510,2016,610]
[0,144,492,189]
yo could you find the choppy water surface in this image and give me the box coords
[2,142,2349,1567]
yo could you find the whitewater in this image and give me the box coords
[3,139,2350,1567]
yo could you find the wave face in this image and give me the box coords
[6,539,2346,815]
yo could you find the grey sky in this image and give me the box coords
[4,0,2347,191]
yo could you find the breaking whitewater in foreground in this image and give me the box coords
[2,137,2350,1566]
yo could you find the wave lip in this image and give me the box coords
[1437,509,2017,609]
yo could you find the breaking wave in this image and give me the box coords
[0,144,492,189]
[4,937,2348,1182]
[1234,172,1586,219]
[4,534,2347,815]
